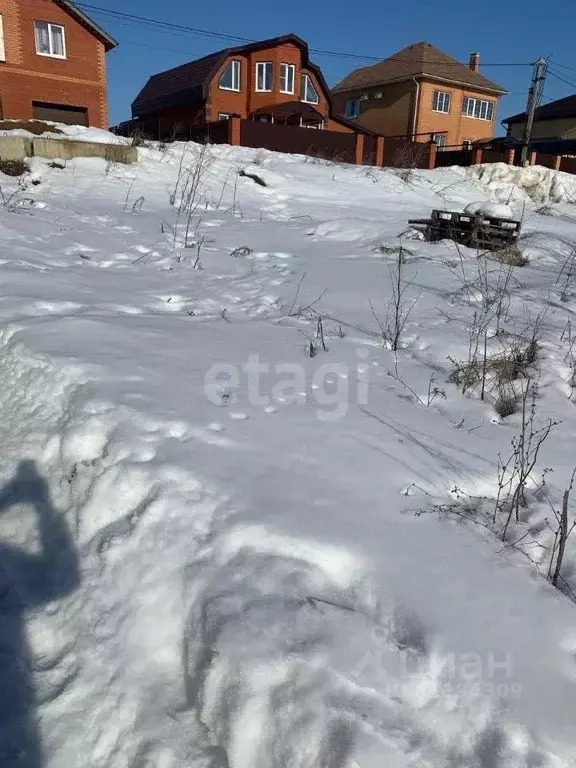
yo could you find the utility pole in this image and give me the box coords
[520,57,547,167]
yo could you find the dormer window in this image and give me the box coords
[301,74,319,104]
[219,60,241,91]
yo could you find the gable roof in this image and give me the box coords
[132,34,331,117]
[503,94,576,125]
[332,42,506,95]
[55,0,117,50]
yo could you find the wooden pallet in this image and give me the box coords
[408,209,521,250]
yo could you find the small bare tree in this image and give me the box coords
[494,380,559,539]
[370,246,418,352]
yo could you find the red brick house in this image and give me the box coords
[131,34,362,139]
[0,0,117,128]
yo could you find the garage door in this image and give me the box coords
[32,101,88,126]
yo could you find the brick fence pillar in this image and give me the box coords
[228,116,241,146]
[427,141,437,170]
[471,148,484,165]
[529,151,537,166]
[374,136,384,166]
[354,133,364,165]
[505,148,515,165]
[552,154,562,171]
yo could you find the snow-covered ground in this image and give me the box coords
[2,140,576,767]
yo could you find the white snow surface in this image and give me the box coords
[1,141,576,767]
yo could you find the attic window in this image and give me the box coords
[34,21,66,59]
[345,99,360,118]
[301,74,319,105]
[219,60,241,91]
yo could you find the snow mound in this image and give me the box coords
[459,162,576,204]
[464,201,514,218]
[310,218,394,243]
[0,121,127,144]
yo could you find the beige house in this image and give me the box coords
[331,42,507,149]
[503,95,576,141]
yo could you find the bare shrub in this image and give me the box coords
[488,245,528,267]
[373,243,414,258]
[370,245,418,351]
[536,204,556,216]
[494,380,559,539]
[556,246,576,302]
[252,150,267,166]
[169,143,213,250]
[390,141,428,184]
[448,305,546,405]
[230,246,252,258]
[548,469,576,588]
[494,382,518,417]
[0,159,29,177]
[0,177,31,212]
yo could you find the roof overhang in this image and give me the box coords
[253,101,324,120]
[56,0,118,51]
[334,73,507,96]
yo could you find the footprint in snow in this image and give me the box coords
[208,422,226,432]
[229,412,249,420]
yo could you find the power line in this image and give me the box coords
[548,68,576,89]
[75,1,531,66]
[549,60,576,76]
[547,67,576,91]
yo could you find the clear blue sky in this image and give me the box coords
[85,0,576,133]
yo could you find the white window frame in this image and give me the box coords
[279,62,295,94]
[0,14,6,62]
[218,113,230,121]
[301,73,319,105]
[255,62,273,92]
[34,20,66,59]
[345,98,360,118]
[462,96,494,121]
[218,60,241,92]
[432,133,447,151]
[432,90,451,114]
[462,139,473,150]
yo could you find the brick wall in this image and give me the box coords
[0,0,110,127]
[415,81,498,146]
[206,43,331,123]
[332,81,414,137]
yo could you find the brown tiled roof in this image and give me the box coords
[56,0,117,50]
[503,94,576,124]
[332,41,506,94]
[133,50,227,116]
[132,34,332,118]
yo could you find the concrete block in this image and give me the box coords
[0,137,32,161]
[32,138,138,164]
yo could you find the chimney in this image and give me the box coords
[469,52,480,72]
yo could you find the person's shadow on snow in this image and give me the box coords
[0,460,79,767]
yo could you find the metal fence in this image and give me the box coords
[239,120,357,163]
[434,149,474,168]
[382,138,431,169]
